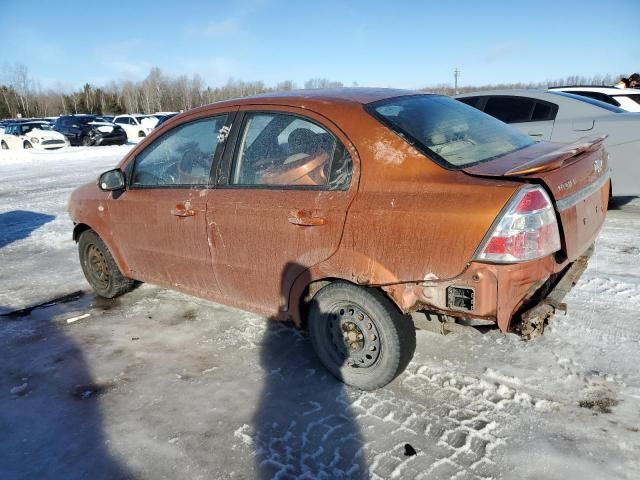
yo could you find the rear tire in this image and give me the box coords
[78,230,134,298]
[308,281,416,390]
[23,141,32,149]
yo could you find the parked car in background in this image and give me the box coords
[1,120,69,150]
[100,115,115,123]
[112,114,156,140]
[455,90,640,196]
[548,86,640,112]
[68,88,609,389]
[152,112,178,128]
[53,115,127,146]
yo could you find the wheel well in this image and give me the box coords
[72,223,92,242]
[295,277,404,327]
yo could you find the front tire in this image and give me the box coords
[1,141,8,149]
[81,135,92,146]
[308,281,416,390]
[23,141,32,149]
[78,230,134,298]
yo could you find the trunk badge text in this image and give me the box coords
[558,178,577,192]
[593,158,604,175]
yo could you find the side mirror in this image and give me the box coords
[98,169,126,191]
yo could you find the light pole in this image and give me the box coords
[454,68,460,94]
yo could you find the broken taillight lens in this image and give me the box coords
[475,185,561,263]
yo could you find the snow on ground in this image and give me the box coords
[1,147,639,479]
[0,145,133,313]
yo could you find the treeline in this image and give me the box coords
[423,73,626,96]
[0,63,625,119]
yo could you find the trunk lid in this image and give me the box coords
[464,135,610,261]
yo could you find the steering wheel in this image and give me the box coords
[260,151,329,186]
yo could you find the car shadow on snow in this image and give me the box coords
[0,296,133,480]
[0,210,55,248]
[252,263,367,479]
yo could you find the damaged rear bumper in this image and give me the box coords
[516,245,592,338]
[382,244,594,336]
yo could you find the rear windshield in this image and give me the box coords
[549,91,626,113]
[368,95,535,168]
[618,94,640,105]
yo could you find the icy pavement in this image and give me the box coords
[1,147,639,479]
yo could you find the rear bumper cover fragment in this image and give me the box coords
[517,244,593,338]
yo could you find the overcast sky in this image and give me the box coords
[1,0,638,90]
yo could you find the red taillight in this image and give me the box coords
[475,186,561,263]
[514,189,549,213]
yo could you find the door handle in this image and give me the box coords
[171,204,196,217]
[288,210,326,226]
[528,132,543,137]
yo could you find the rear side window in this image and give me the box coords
[484,97,535,123]
[131,115,227,187]
[457,96,483,108]
[230,112,352,189]
[369,95,534,169]
[531,101,555,121]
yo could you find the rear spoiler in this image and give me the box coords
[504,135,607,176]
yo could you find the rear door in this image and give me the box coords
[482,96,557,140]
[206,106,357,315]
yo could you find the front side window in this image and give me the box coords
[370,95,535,168]
[231,112,352,189]
[131,115,227,187]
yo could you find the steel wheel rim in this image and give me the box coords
[86,244,110,289]
[325,303,381,369]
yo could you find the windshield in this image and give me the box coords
[368,95,535,168]
[76,116,97,124]
[549,91,626,113]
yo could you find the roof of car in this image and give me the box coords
[6,120,48,126]
[455,89,549,98]
[549,86,640,95]
[197,87,426,111]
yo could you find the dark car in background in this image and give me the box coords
[153,112,178,129]
[53,115,127,146]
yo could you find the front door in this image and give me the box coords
[206,107,357,315]
[107,113,232,298]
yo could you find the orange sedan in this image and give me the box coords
[68,89,609,389]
